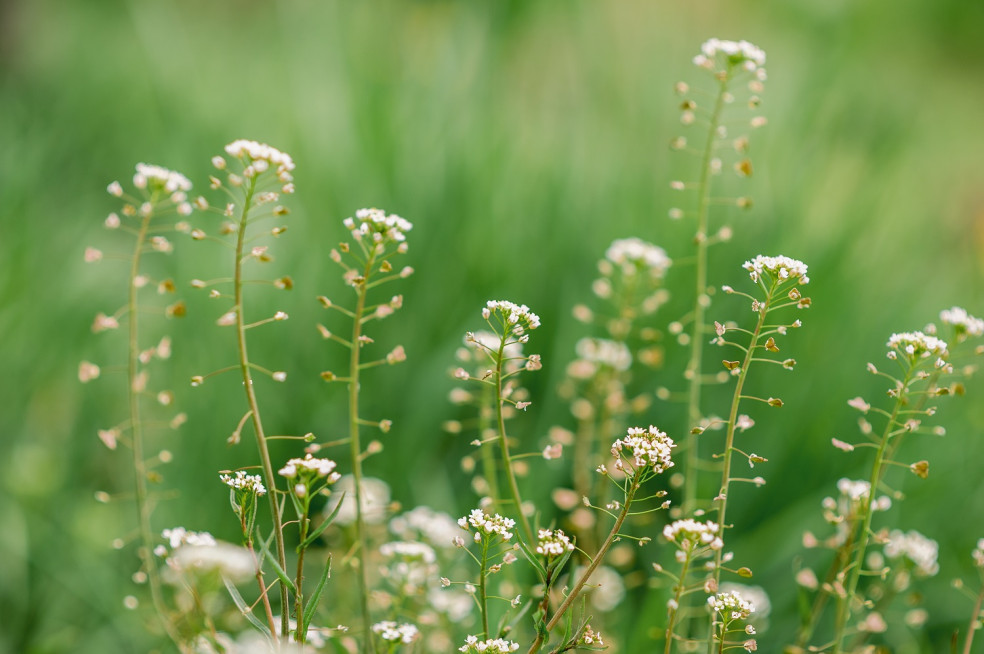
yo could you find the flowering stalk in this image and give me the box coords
[459,301,542,546]
[960,539,984,654]
[671,40,768,515]
[707,591,756,653]
[660,519,723,653]
[710,255,809,586]
[456,509,518,640]
[527,425,674,654]
[831,332,952,652]
[90,166,192,650]
[322,208,413,652]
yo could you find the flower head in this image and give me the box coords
[886,331,948,361]
[220,470,267,496]
[483,300,541,340]
[458,508,515,542]
[459,636,520,653]
[344,207,412,244]
[536,528,575,558]
[605,238,672,278]
[610,425,675,475]
[278,454,341,483]
[133,163,192,199]
[372,621,420,644]
[939,306,984,342]
[742,255,809,285]
[663,519,723,551]
[884,529,939,576]
[694,39,767,78]
[708,589,755,621]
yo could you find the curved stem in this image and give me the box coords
[495,337,535,546]
[683,76,730,515]
[832,367,914,652]
[128,209,186,651]
[234,178,290,641]
[349,256,376,653]
[527,474,640,654]
[664,549,694,654]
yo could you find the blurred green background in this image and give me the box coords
[2,0,984,652]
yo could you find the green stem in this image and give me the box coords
[527,473,640,654]
[664,549,694,654]
[711,282,774,584]
[233,177,290,641]
[683,76,730,516]
[832,366,915,653]
[349,256,376,654]
[295,512,308,643]
[479,384,502,511]
[963,583,984,654]
[479,540,491,639]
[495,336,535,546]
[128,208,186,651]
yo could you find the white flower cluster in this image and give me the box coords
[837,478,872,502]
[134,163,192,194]
[742,255,809,285]
[160,527,216,550]
[707,589,755,620]
[459,636,520,653]
[458,508,515,542]
[389,506,461,548]
[575,337,632,372]
[219,470,267,496]
[380,540,437,564]
[579,625,605,647]
[605,237,672,278]
[536,528,574,558]
[663,519,723,551]
[372,621,420,644]
[343,207,412,245]
[694,39,767,78]
[278,454,342,482]
[884,529,940,576]
[610,425,675,474]
[940,306,984,339]
[483,300,541,341]
[224,139,295,174]
[886,331,948,360]
[973,539,984,568]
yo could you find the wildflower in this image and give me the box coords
[604,237,672,278]
[742,255,809,285]
[542,443,563,460]
[372,621,419,644]
[884,529,940,576]
[663,519,723,550]
[693,39,767,77]
[343,207,413,244]
[92,313,119,333]
[972,539,984,568]
[886,331,948,361]
[458,508,515,542]
[220,470,267,496]
[224,139,295,177]
[940,306,984,341]
[483,300,541,337]
[133,163,192,198]
[708,589,755,620]
[459,636,519,653]
[278,454,341,483]
[610,425,675,475]
[575,337,632,371]
[579,625,605,647]
[535,528,574,558]
[327,475,391,525]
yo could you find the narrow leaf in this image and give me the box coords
[302,554,333,634]
[223,576,273,641]
[299,492,346,551]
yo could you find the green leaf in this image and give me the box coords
[302,554,332,634]
[516,537,547,583]
[256,533,297,595]
[298,491,346,551]
[222,575,273,641]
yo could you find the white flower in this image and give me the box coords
[940,306,984,339]
[134,163,192,196]
[372,621,419,644]
[346,207,413,244]
[707,589,755,620]
[535,528,574,558]
[884,529,940,576]
[278,454,341,482]
[219,470,267,496]
[605,237,671,278]
[484,300,541,335]
[326,475,391,525]
[458,635,520,653]
[886,331,948,360]
[575,337,632,371]
[695,39,766,76]
[610,425,675,474]
[663,519,723,551]
[458,509,515,542]
[742,255,809,285]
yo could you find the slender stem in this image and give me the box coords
[664,549,694,654]
[479,385,502,512]
[963,584,984,654]
[247,541,278,641]
[295,514,308,643]
[479,540,491,639]
[683,76,730,515]
[495,337,535,546]
[128,208,186,650]
[349,256,376,654]
[527,474,640,654]
[233,177,290,640]
[711,283,773,584]
[832,366,914,653]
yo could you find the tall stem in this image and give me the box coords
[128,209,185,650]
[479,541,491,639]
[526,474,640,654]
[683,77,730,515]
[349,256,376,653]
[711,284,773,583]
[494,337,535,546]
[963,584,984,654]
[233,178,290,639]
[664,549,694,654]
[294,515,308,643]
[832,367,914,652]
